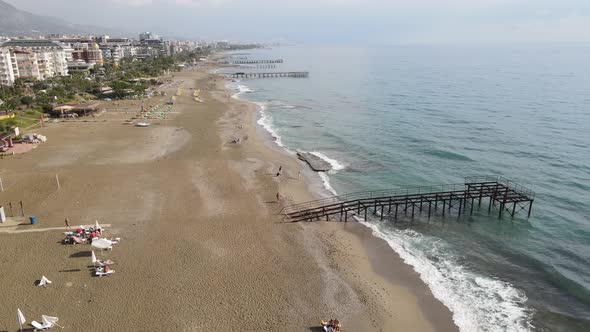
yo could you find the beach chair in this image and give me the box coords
[31,315,60,330]
[42,315,60,328]
[95,267,115,277]
[31,320,46,330]
[38,275,52,287]
[96,259,115,267]
[71,236,86,244]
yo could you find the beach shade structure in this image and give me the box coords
[91,238,114,250]
[17,309,25,331]
[37,275,52,287]
[91,250,97,265]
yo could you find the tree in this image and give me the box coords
[111,80,131,98]
[20,96,34,106]
[133,83,148,97]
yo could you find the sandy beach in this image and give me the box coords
[0,64,458,331]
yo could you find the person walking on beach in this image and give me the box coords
[65,217,71,230]
[298,171,301,180]
[276,192,281,202]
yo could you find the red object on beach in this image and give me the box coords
[90,231,96,238]
[76,228,82,233]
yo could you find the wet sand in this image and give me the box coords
[0,66,458,331]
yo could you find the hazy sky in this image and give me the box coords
[7,0,590,44]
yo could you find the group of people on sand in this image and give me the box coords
[63,218,102,244]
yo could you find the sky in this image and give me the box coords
[7,0,590,44]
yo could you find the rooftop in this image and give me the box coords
[1,39,63,49]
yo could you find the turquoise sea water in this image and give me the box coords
[222,45,590,332]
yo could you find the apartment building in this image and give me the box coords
[12,50,41,79]
[0,39,68,83]
[0,48,15,86]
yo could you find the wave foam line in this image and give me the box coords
[358,221,533,332]
[231,84,252,99]
[255,102,287,149]
[318,172,339,196]
[309,151,346,171]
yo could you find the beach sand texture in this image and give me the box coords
[0,67,457,331]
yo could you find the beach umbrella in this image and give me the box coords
[94,220,101,230]
[91,238,113,250]
[91,251,97,265]
[38,275,52,287]
[16,308,25,331]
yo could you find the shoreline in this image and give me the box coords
[221,66,459,331]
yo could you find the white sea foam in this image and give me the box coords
[231,84,253,99]
[255,102,287,148]
[358,220,533,332]
[307,151,345,195]
[318,172,339,196]
[309,151,346,172]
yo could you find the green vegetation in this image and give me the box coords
[0,49,210,134]
[0,109,44,133]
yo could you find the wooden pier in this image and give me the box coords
[238,65,277,69]
[220,59,284,64]
[226,72,309,79]
[281,176,535,222]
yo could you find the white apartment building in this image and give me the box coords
[0,39,68,83]
[12,51,40,80]
[0,48,15,86]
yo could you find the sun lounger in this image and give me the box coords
[31,320,46,330]
[95,269,115,277]
[31,315,60,330]
[94,267,115,277]
[71,236,86,244]
[38,275,52,287]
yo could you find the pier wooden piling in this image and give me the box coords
[281,176,535,222]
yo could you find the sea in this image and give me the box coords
[220,44,590,332]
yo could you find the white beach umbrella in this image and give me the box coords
[16,308,25,331]
[38,276,52,287]
[91,238,113,250]
[91,251,97,265]
[94,220,101,230]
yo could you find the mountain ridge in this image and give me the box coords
[0,0,124,37]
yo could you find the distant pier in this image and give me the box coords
[226,72,309,79]
[220,59,284,64]
[222,56,248,60]
[238,65,277,69]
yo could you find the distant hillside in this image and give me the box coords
[0,0,122,37]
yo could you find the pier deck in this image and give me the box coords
[281,176,534,222]
[220,59,284,64]
[226,71,309,79]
